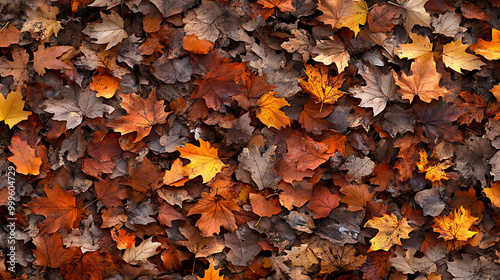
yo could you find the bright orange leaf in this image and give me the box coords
[183,35,214,54]
[257,0,295,12]
[483,182,500,208]
[432,206,478,241]
[198,262,224,280]
[176,139,225,184]
[364,213,414,252]
[90,67,120,98]
[249,193,282,217]
[298,64,346,111]
[340,184,374,212]
[187,192,240,236]
[470,28,500,60]
[307,186,340,218]
[416,150,453,182]
[8,135,42,175]
[256,91,291,129]
[111,227,136,250]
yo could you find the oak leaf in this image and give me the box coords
[0,90,31,128]
[298,64,346,111]
[32,232,78,268]
[82,11,128,50]
[21,2,63,42]
[442,38,485,73]
[307,186,340,218]
[317,0,368,35]
[187,192,239,236]
[176,139,224,184]
[108,90,169,143]
[32,45,73,76]
[432,206,478,241]
[198,262,223,280]
[8,136,42,175]
[470,28,500,60]
[364,213,414,251]
[0,46,29,86]
[26,186,80,234]
[483,182,500,208]
[256,91,291,129]
[394,59,447,103]
[122,237,161,265]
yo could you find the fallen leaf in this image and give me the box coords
[187,193,239,236]
[307,186,340,218]
[256,91,291,129]
[32,232,78,268]
[416,150,453,182]
[238,145,280,190]
[396,0,431,32]
[317,0,368,35]
[442,38,485,73]
[432,206,478,241]
[298,64,346,111]
[367,5,399,33]
[198,262,223,280]
[0,23,20,47]
[122,237,161,265]
[176,139,225,184]
[309,238,366,273]
[285,244,319,269]
[224,225,261,266]
[257,0,295,12]
[250,193,282,217]
[394,33,433,61]
[82,10,128,50]
[111,227,136,250]
[90,67,120,98]
[8,135,42,175]
[0,46,29,86]
[483,182,500,208]
[0,89,31,128]
[340,184,374,212]
[470,28,500,60]
[21,2,63,41]
[32,45,73,76]
[93,177,127,208]
[364,213,414,251]
[312,37,350,72]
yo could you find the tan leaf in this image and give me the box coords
[83,10,128,50]
[442,38,485,73]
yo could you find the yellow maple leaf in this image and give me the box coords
[483,182,500,208]
[432,206,478,241]
[317,0,368,36]
[364,213,413,252]
[442,38,485,74]
[298,64,346,112]
[0,90,31,129]
[198,261,224,280]
[416,150,452,182]
[470,28,500,60]
[176,139,224,183]
[256,91,291,129]
[394,33,433,61]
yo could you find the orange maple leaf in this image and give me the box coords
[111,227,136,250]
[470,28,500,60]
[32,232,78,268]
[26,186,80,234]
[8,135,42,175]
[183,35,214,55]
[0,90,31,129]
[394,59,448,103]
[416,150,453,182]
[364,213,413,252]
[93,177,127,208]
[176,139,225,184]
[307,186,340,218]
[317,0,368,35]
[256,91,291,129]
[249,193,282,217]
[340,184,374,212]
[198,262,224,280]
[108,90,169,142]
[257,0,295,12]
[483,182,500,208]
[90,67,120,98]
[432,206,478,241]
[187,192,240,236]
[32,45,73,76]
[298,64,346,112]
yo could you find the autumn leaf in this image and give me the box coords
[257,0,295,12]
[26,186,80,234]
[93,177,127,208]
[122,237,161,265]
[8,135,42,175]
[307,186,340,218]
[183,35,214,54]
[90,67,120,98]
[21,2,63,42]
[176,139,224,183]
[394,58,447,103]
[176,222,225,258]
[340,184,374,212]
[111,227,136,250]
[32,232,78,268]
[32,45,73,76]
[0,23,20,47]
[364,213,414,252]
[0,90,31,128]
[108,90,169,143]
[317,0,368,35]
[82,10,128,50]
[367,5,399,33]
[158,203,185,227]
[249,192,282,217]
[396,0,432,32]
[432,206,478,241]
[470,28,500,60]
[285,244,319,269]
[256,91,291,129]
[0,46,29,86]
[483,182,500,208]
[309,238,366,273]
[60,251,120,280]
[394,33,433,61]
[416,150,453,182]
[442,38,485,73]
[121,157,164,193]
[312,37,350,72]
[198,262,223,280]
[187,192,239,236]
[298,64,346,111]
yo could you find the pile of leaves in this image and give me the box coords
[1,0,500,279]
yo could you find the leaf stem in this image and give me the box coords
[0,22,9,33]
[83,198,99,210]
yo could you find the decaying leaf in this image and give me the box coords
[364,213,414,252]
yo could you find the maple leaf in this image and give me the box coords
[0,23,20,47]
[176,139,224,184]
[285,244,319,269]
[317,0,368,35]
[198,262,223,280]
[0,90,31,128]
[281,29,313,63]
[447,254,500,280]
[340,184,374,212]
[394,59,447,103]
[249,193,282,217]
[0,46,29,86]
[416,150,453,182]
[413,101,465,142]
[432,206,478,241]
[8,135,42,175]
[83,10,128,50]
[257,0,295,12]
[396,0,431,32]
[93,177,127,208]
[298,64,346,111]
[26,186,80,234]
[122,237,161,265]
[309,238,367,273]
[307,186,340,218]
[32,45,73,76]
[364,213,414,252]
[349,65,398,116]
[158,203,185,227]
[390,245,445,274]
[367,5,399,33]
[470,28,500,60]
[187,192,240,236]
[256,91,291,129]
[312,37,350,72]
[394,33,433,61]
[90,67,120,98]
[442,38,485,73]
[122,157,164,193]
[224,225,262,266]
[108,91,169,143]
[21,2,63,42]
[483,182,500,208]
[32,232,78,268]
[238,145,281,190]
[60,251,120,280]
[176,222,225,258]
[111,227,136,250]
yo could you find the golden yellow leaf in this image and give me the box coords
[416,150,452,182]
[490,83,500,102]
[298,64,346,111]
[470,28,500,60]
[256,91,291,129]
[482,182,500,208]
[364,213,413,252]
[198,262,223,280]
[21,2,63,42]
[176,139,224,183]
[442,38,485,74]
[0,90,31,129]
[317,0,368,36]
[394,33,433,61]
[432,206,478,241]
